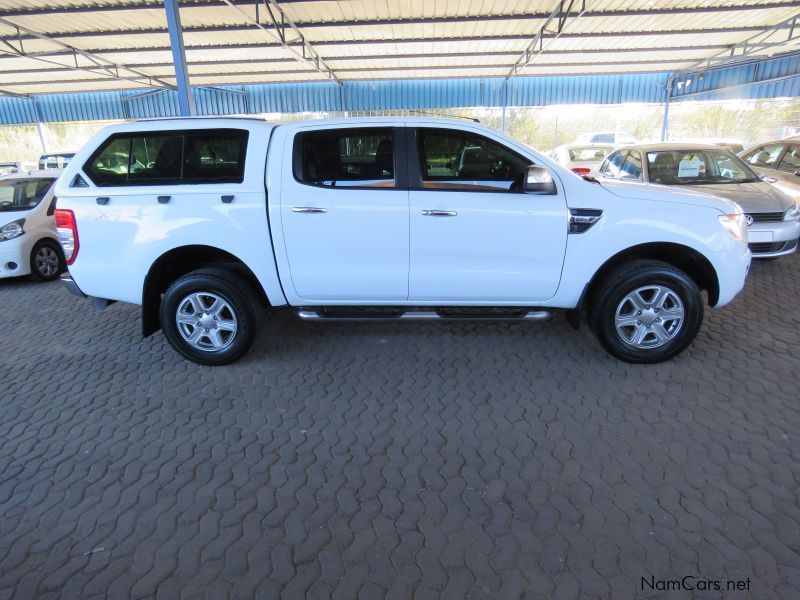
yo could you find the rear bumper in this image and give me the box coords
[61,273,86,297]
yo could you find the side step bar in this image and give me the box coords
[295,309,552,322]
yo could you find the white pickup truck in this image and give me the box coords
[54,117,750,365]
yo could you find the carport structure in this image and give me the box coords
[0,1,799,128]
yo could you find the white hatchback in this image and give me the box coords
[0,171,64,281]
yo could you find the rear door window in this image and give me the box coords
[84,129,248,186]
[742,144,785,169]
[295,128,395,188]
[777,145,800,175]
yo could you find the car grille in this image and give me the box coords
[749,239,799,254]
[746,212,784,223]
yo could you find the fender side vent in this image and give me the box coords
[569,208,603,233]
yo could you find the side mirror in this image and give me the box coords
[524,165,557,194]
[793,168,800,177]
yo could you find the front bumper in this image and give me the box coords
[713,243,751,308]
[0,240,30,279]
[748,219,800,258]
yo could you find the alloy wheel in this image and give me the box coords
[175,292,238,352]
[614,285,685,349]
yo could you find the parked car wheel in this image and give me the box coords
[160,269,260,366]
[29,239,64,282]
[591,260,703,363]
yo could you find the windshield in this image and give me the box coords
[0,177,55,212]
[568,147,611,162]
[646,149,760,185]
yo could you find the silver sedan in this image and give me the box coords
[739,139,800,203]
[595,143,800,259]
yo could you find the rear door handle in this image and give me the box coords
[157,195,171,204]
[96,197,109,206]
[422,209,457,217]
[292,207,327,213]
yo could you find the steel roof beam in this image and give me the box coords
[0,43,743,67]
[0,47,736,74]
[0,57,711,87]
[675,10,800,75]
[0,17,174,90]
[0,86,29,98]
[506,0,589,80]
[3,23,795,45]
[218,0,340,84]
[0,0,798,20]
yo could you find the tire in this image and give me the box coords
[160,268,261,366]
[29,239,64,282]
[590,260,704,364]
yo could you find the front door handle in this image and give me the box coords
[157,195,171,204]
[292,207,327,213]
[422,209,457,217]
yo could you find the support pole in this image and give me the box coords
[661,75,674,142]
[500,81,508,132]
[164,0,195,116]
[31,98,47,153]
[35,122,47,153]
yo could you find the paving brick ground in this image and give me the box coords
[1,254,799,599]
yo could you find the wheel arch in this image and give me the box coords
[583,242,720,317]
[141,245,268,337]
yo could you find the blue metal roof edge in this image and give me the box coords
[0,59,795,126]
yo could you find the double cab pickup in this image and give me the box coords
[55,117,751,365]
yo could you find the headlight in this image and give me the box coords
[783,204,800,221]
[718,213,747,243]
[0,218,25,241]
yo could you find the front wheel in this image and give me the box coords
[160,269,261,365]
[590,260,704,364]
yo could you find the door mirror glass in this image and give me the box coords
[524,166,556,194]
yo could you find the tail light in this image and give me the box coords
[54,209,79,265]
[571,167,591,175]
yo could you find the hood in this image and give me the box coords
[599,179,740,214]
[679,180,794,213]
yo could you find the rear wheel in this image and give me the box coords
[590,260,703,363]
[29,239,64,282]
[160,269,261,365]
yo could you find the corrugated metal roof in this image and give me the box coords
[0,0,797,123]
[0,0,798,94]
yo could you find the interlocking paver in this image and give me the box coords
[0,255,799,598]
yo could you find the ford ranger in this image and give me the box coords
[54,117,750,365]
